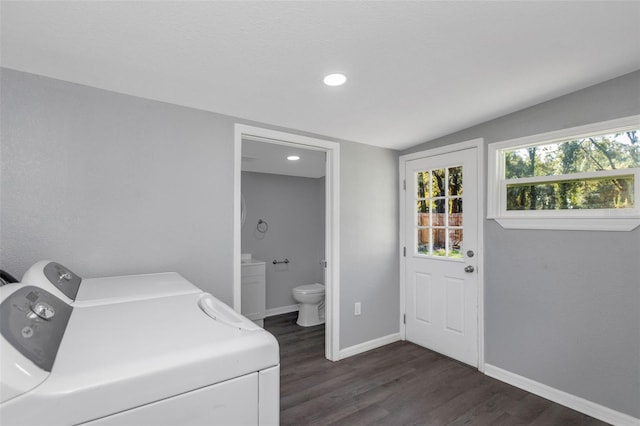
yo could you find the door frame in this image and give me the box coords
[399,138,485,371]
[233,124,341,361]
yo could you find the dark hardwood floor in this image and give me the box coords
[264,313,609,426]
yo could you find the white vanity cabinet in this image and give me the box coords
[241,260,266,327]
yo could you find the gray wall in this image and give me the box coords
[241,171,325,310]
[403,70,640,418]
[340,142,400,349]
[1,69,236,303]
[0,68,399,351]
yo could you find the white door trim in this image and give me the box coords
[399,138,485,371]
[234,124,341,361]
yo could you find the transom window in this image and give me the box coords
[415,166,464,258]
[488,116,640,231]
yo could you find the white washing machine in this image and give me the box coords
[0,262,280,425]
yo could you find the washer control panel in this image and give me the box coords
[0,286,72,371]
[43,262,82,301]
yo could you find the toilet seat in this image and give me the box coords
[293,283,325,295]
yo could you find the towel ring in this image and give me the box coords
[257,219,268,233]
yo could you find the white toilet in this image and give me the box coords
[292,283,325,327]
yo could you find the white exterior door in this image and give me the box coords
[404,148,479,367]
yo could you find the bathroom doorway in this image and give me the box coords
[233,124,340,361]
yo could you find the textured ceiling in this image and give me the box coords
[2,1,639,150]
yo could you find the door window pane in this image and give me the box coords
[417,172,430,198]
[448,166,463,196]
[417,229,430,255]
[448,229,463,258]
[432,228,446,256]
[448,199,463,227]
[417,199,429,214]
[417,211,430,226]
[433,169,446,196]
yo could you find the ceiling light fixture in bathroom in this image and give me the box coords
[323,73,347,86]
[287,155,300,161]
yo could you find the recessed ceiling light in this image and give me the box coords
[323,73,347,87]
[287,155,300,161]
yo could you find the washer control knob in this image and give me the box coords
[31,302,55,320]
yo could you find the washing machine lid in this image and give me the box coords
[76,272,201,306]
[21,261,202,306]
[1,292,279,426]
[294,283,325,294]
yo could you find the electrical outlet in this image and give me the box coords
[354,302,361,316]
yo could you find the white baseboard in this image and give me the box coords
[338,333,401,360]
[265,304,299,317]
[484,364,640,426]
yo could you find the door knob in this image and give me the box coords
[464,265,475,273]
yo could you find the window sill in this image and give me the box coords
[491,216,640,231]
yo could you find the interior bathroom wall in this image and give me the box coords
[241,171,325,312]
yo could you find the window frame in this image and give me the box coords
[487,115,640,231]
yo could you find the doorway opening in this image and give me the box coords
[233,124,340,361]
